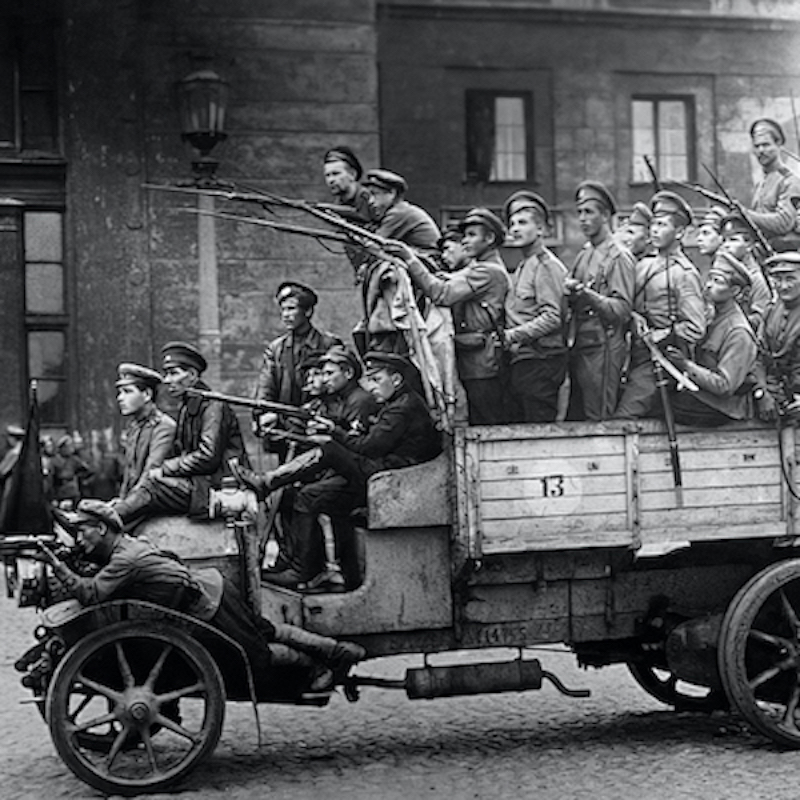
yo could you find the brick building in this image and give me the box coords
[0,0,798,441]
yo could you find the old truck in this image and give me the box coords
[12,418,800,795]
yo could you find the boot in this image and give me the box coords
[232,449,325,499]
[269,642,334,693]
[112,486,154,525]
[272,623,367,677]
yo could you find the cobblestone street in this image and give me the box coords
[3,592,800,800]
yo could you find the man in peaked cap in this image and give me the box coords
[665,250,757,425]
[615,190,707,419]
[112,341,249,528]
[618,202,654,261]
[253,281,341,458]
[115,362,176,500]
[42,497,366,695]
[752,252,800,421]
[749,117,800,249]
[502,190,569,423]
[231,349,442,590]
[695,205,728,263]
[565,181,635,421]
[388,207,512,424]
[719,212,772,321]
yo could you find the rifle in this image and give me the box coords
[184,388,316,421]
[0,532,59,559]
[643,155,662,193]
[480,301,511,367]
[630,312,700,393]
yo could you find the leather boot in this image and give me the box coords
[272,623,366,675]
[112,486,153,525]
[264,448,325,493]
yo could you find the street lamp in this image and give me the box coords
[177,69,230,186]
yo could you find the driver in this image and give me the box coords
[41,499,366,693]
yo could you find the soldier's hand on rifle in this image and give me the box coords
[649,327,671,344]
[255,411,279,437]
[381,239,415,264]
[754,389,779,422]
[564,277,584,295]
[306,416,335,436]
[664,345,689,371]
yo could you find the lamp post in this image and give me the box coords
[177,69,230,385]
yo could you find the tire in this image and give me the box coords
[719,559,800,748]
[627,661,728,713]
[46,621,225,796]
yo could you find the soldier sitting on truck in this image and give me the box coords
[231,351,442,587]
[40,499,367,695]
[664,251,758,426]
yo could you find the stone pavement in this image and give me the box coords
[2,591,800,800]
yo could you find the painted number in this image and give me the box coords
[539,474,565,498]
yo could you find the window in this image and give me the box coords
[631,96,694,184]
[25,210,67,425]
[0,17,60,153]
[466,90,533,183]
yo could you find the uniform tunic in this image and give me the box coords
[567,236,635,420]
[755,297,800,404]
[504,246,569,422]
[615,249,706,419]
[119,406,176,498]
[670,301,757,424]
[375,199,441,253]
[750,164,800,244]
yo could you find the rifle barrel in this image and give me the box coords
[184,388,313,420]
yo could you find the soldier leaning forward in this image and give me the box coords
[615,191,707,419]
[565,181,635,421]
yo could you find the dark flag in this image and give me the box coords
[0,383,52,534]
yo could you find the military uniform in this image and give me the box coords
[615,192,706,419]
[567,182,635,421]
[119,406,176,498]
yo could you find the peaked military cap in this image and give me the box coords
[709,250,751,288]
[324,145,363,181]
[363,350,413,377]
[276,281,318,308]
[116,362,162,390]
[699,205,729,232]
[363,169,408,194]
[575,180,617,215]
[161,341,207,374]
[502,190,551,226]
[650,190,693,227]
[627,202,653,228]
[720,213,754,240]
[6,423,24,438]
[750,118,786,146]
[458,207,507,245]
[298,349,326,374]
[55,499,123,535]
[437,222,463,249]
[320,345,363,380]
[765,251,800,273]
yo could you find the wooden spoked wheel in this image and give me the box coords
[627,660,728,713]
[719,559,800,748]
[46,621,225,796]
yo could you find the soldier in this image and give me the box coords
[115,363,176,499]
[390,208,511,424]
[51,434,93,509]
[321,145,372,223]
[253,282,342,448]
[617,202,653,261]
[615,191,707,419]
[502,190,569,423]
[438,223,470,272]
[565,181,635,421]
[231,352,442,585]
[695,205,728,263]
[748,118,800,250]
[752,252,800,421]
[113,342,250,528]
[665,251,757,426]
[718,213,772,322]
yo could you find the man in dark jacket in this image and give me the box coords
[232,351,442,589]
[113,341,249,528]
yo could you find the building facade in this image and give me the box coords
[1,0,798,441]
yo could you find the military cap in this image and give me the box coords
[363,350,414,378]
[765,251,800,273]
[56,434,73,450]
[161,341,207,374]
[298,349,326,375]
[55,499,123,535]
[320,345,363,380]
[324,145,363,181]
[750,118,786,146]
[699,205,729,232]
[575,180,617,215]
[627,202,653,228]
[437,222,463,249]
[720,213,754,240]
[5,423,24,438]
[116,362,162,390]
[502,190,551,226]
[275,281,318,308]
[458,207,507,245]
[363,169,408,194]
[709,250,751,288]
[650,190,693,227]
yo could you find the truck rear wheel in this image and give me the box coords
[719,559,800,748]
